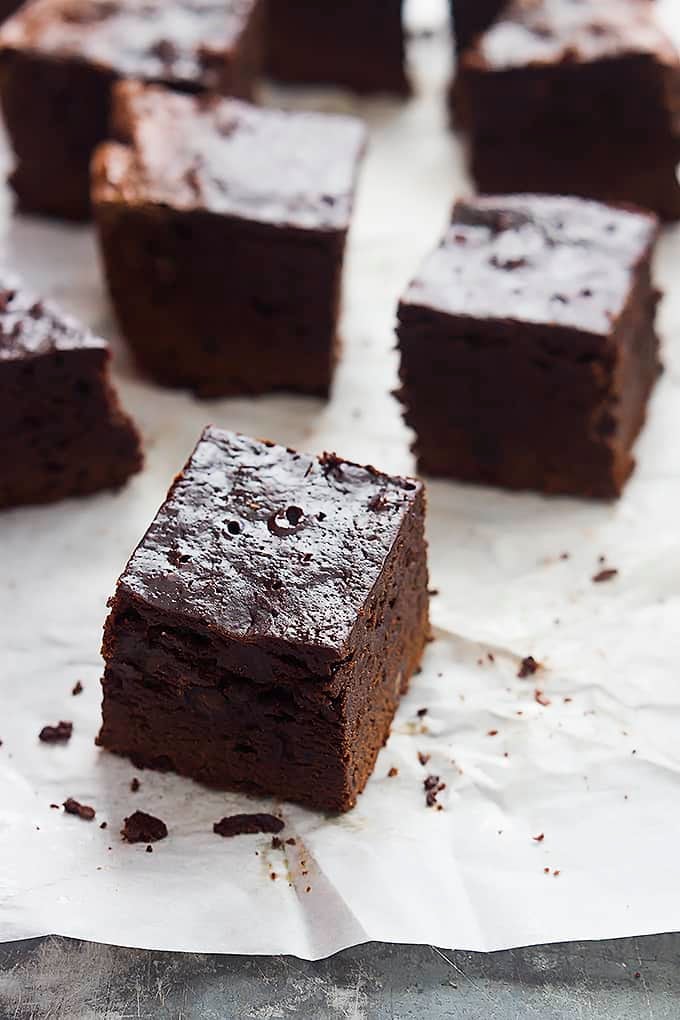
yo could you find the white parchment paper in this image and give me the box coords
[3,1,680,959]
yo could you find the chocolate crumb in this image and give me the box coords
[100,822,108,829]
[487,729,498,737]
[564,697,573,703]
[121,811,167,844]
[39,721,72,743]
[130,777,141,793]
[593,568,618,583]
[560,552,570,560]
[213,813,284,838]
[553,869,561,877]
[428,588,440,596]
[270,872,277,881]
[286,837,296,846]
[487,652,495,662]
[146,845,153,853]
[535,690,551,707]
[416,708,428,718]
[418,751,430,766]
[50,803,59,810]
[424,774,446,807]
[388,767,399,778]
[63,798,95,821]
[305,886,311,893]
[71,681,83,696]
[518,656,540,679]
[544,867,550,874]
[533,833,545,843]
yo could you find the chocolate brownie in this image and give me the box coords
[97,428,429,813]
[267,0,409,95]
[396,195,661,498]
[0,276,142,509]
[450,0,507,52]
[457,0,680,219]
[0,0,265,219]
[92,82,365,398]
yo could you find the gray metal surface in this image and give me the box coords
[1,935,679,1019]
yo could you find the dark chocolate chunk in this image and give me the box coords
[121,810,168,844]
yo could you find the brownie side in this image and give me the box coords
[0,345,142,508]
[397,264,661,499]
[267,0,409,95]
[460,48,680,218]
[93,183,347,398]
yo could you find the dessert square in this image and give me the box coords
[92,82,366,398]
[0,0,265,219]
[0,275,142,508]
[267,0,409,96]
[97,428,429,813]
[397,194,661,498]
[456,0,680,218]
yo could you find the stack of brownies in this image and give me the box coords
[0,0,675,814]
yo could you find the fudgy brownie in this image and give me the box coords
[92,82,366,398]
[0,0,265,219]
[396,195,661,499]
[267,0,409,95]
[0,276,142,508]
[457,0,680,218]
[450,0,507,52]
[97,428,429,813]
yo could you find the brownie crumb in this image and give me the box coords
[487,729,498,737]
[418,751,430,766]
[487,652,495,662]
[424,774,446,807]
[428,588,440,596]
[71,681,83,696]
[416,708,428,718]
[593,567,619,583]
[388,767,399,778]
[271,836,284,850]
[146,845,153,853]
[544,867,550,874]
[560,552,570,560]
[517,656,540,679]
[535,690,551,707]
[213,813,284,838]
[564,697,573,703]
[50,803,60,810]
[39,721,73,743]
[532,833,545,843]
[121,810,168,844]
[100,822,108,830]
[130,777,141,792]
[270,872,277,881]
[63,798,96,821]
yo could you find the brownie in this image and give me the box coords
[0,0,265,220]
[457,0,680,219]
[450,0,507,52]
[267,0,409,95]
[97,428,429,813]
[92,82,366,398]
[396,195,662,499]
[0,276,142,509]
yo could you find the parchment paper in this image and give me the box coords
[3,0,680,960]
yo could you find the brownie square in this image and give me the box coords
[0,0,265,219]
[396,195,662,499]
[457,0,680,219]
[92,82,366,398]
[0,275,142,508]
[97,428,429,813]
[267,0,410,96]
[450,0,507,52]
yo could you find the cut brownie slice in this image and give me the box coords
[97,428,429,813]
[396,195,661,499]
[267,0,410,96]
[92,82,366,398]
[0,0,265,219]
[457,0,680,219]
[0,276,142,508]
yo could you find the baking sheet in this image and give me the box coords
[3,1,680,959]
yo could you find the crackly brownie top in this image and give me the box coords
[464,0,677,71]
[0,0,259,86]
[0,275,107,361]
[399,195,658,336]
[93,82,366,231]
[118,428,422,660]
